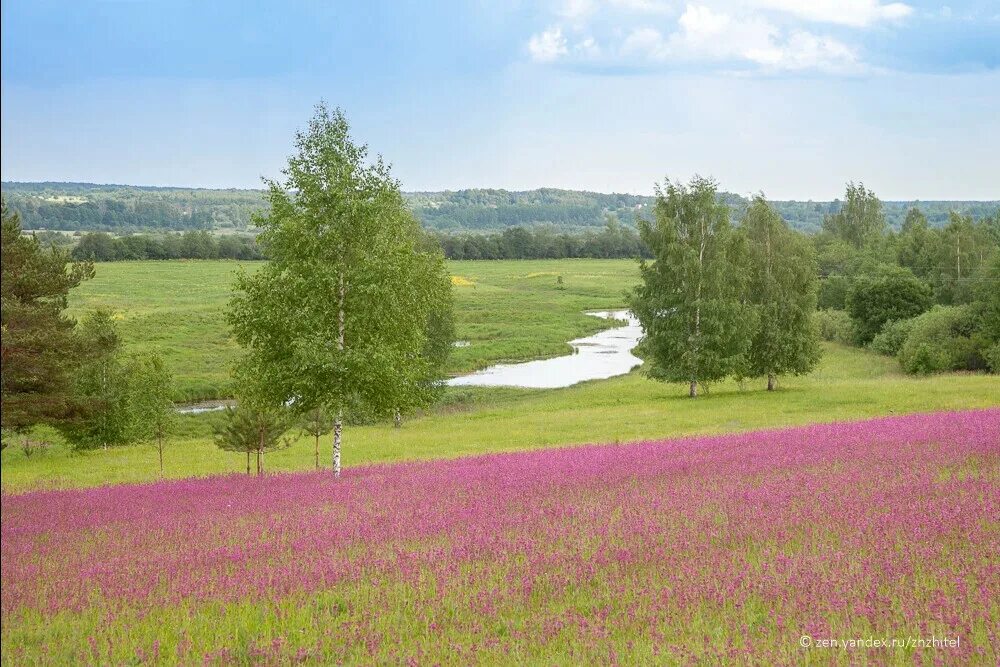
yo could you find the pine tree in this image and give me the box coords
[300,407,335,470]
[1,198,94,434]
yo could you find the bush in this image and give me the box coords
[898,306,984,375]
[814,309,853,345]
[846,269,933,345]
[869,317,917,356]
[984,343,1000,374]
[817,274,851,310]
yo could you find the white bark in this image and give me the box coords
[333,413,342,477]
[333,271,345,477]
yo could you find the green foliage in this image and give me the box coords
[57,311,150,450]
[846,268,932,345]
[817,274,851,310]
[935,211,996,304]
[740,197,821,386]
[630,177,754,396]
[969,254,1000,372]
[822,182,886,248]
[897,306,984,374]
[299,407,335,469]
[896,208,941,284]
[1,198,94,432]
[227,104,454,428]
[814,309,854,345]
[72,231,262,261]
[213,403,293,475]
[129,353,176,473]
[869,317,917,356]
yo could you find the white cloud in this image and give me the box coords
[618,4,859,72]
[751,0,913,27]
[528,1,870,73]
[574,36,603,58]
[528,27,569,62]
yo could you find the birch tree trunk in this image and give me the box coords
[314,434,320,470]
[333,413,342,477]
[332,271,345,478]
[767,373,776,391]
[394,409,401,429]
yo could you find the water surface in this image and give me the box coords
[447,310,642,389]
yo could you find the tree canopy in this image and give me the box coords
[1,198,94,432]
[630,177,754,397]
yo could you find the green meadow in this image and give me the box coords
[66,259,640,401]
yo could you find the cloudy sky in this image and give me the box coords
[2,0,998,199]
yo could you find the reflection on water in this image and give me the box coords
[447,310,643,389]
[176,401,232,415]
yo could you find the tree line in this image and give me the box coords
[70,230,263,261]
[6,180,995,235]
[630,178,999,397]
[431,219,651,260]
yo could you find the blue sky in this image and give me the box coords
[2,0,998,199]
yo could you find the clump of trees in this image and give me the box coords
[227,104,454,476]
[1,197,178,471]
[815,183,998,375]
[213,382,294,476]
[630,178,820,397]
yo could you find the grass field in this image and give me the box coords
[3,342,998,492]
[67,259,640,401]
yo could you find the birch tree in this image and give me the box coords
[227,104,452,476]
[131,353,176,476]
[629,177,753,398]
[740,196,822,390]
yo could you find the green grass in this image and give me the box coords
[68,259,640,401]
[3,343,997,493]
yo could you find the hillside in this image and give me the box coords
[2,181,997,234]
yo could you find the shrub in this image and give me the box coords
[846,269,932,345]
[898,306,984,375]
[814,309,853,345]
[817,275,850,310]
[984,343,1000,374]
[869,317,917,356]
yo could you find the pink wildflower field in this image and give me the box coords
[2,409,998,664]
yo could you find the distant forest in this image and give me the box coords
[4,182,997,235]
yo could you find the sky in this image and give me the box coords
[2,0,998,200]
